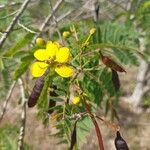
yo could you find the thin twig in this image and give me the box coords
[17,78,27,150]
[48,0,64,44]
[0,11,18,20]
[49,9,74,26]
[0,2,21,9]
[107,0,127,11]
[0,0,31,49]
[0,81,17,123]
[18,20,37,34]
[31,0,64,44]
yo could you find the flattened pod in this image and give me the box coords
[100,52,126,73]
[69,121,77,150]
[115,131,129,150]
[28,69,49,107]
[111,69,120,92]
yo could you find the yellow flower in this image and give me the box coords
[62,31,71,38]
[31,41,74,78]
[72,96,80,105]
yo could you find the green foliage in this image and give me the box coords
[1,0,148,148]
[4,33,34,56]
[83,75,103,105]
[14,53,34,80]
[0,124,31,150]
[25,20,142,148]
[37,71,52,124]
[77,116,93,145]
[0,125,18,150]
[92,22,139,65]
[0,58,16,100]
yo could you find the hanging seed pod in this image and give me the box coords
[69,121,77,150]
[100,52,126,73]
[111,69,120,92]
[115,131,129,150]
[28,70,49,107]
[47,85,57,114]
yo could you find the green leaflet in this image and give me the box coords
[98,68,116,97]
[83,75,103,105]
[37,71,52,124]
[4,33,34,57]
[0,125,18,150]
[13,54,34,80]
[1,68,11,90]
[77,116,93,145]
[92,23,140,65]
[0,58,4,71]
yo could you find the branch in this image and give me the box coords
[81,95,104,150]
[31,0,64,44]
[18,20,37,34]
[17,79,27,150]
[107,0,127,11]
[0,0,31,49]
[0,81,17,123]
[48,0,64,44]
[0,2,21,9]
[77,83,104,150]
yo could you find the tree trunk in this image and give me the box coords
[129,37,150,108]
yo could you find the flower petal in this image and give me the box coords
[31,62,48,77]
[46,41,59,58]
[53,41,60,48]
[55,66,74,78]
[34,49,49,61]
[55,47,70,63]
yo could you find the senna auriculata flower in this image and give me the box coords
[31,41,74,78]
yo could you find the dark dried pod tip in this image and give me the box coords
[28,70,49,107]
[115,131,129,150]
[69,121,77,150]
[111,69,120,92]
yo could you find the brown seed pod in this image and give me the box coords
[28,70,49,107]
[111,69,120,92]
[69,121,77,150]
[100,52,126,73]
[115,131,129,150]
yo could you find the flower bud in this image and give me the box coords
[63,31,71,38]
[36,38,46,46]
[72,96,80,105]
[89,28,96,35]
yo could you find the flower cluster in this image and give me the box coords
[31,40,74,78]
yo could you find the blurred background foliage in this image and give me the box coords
[0,0,150,149]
